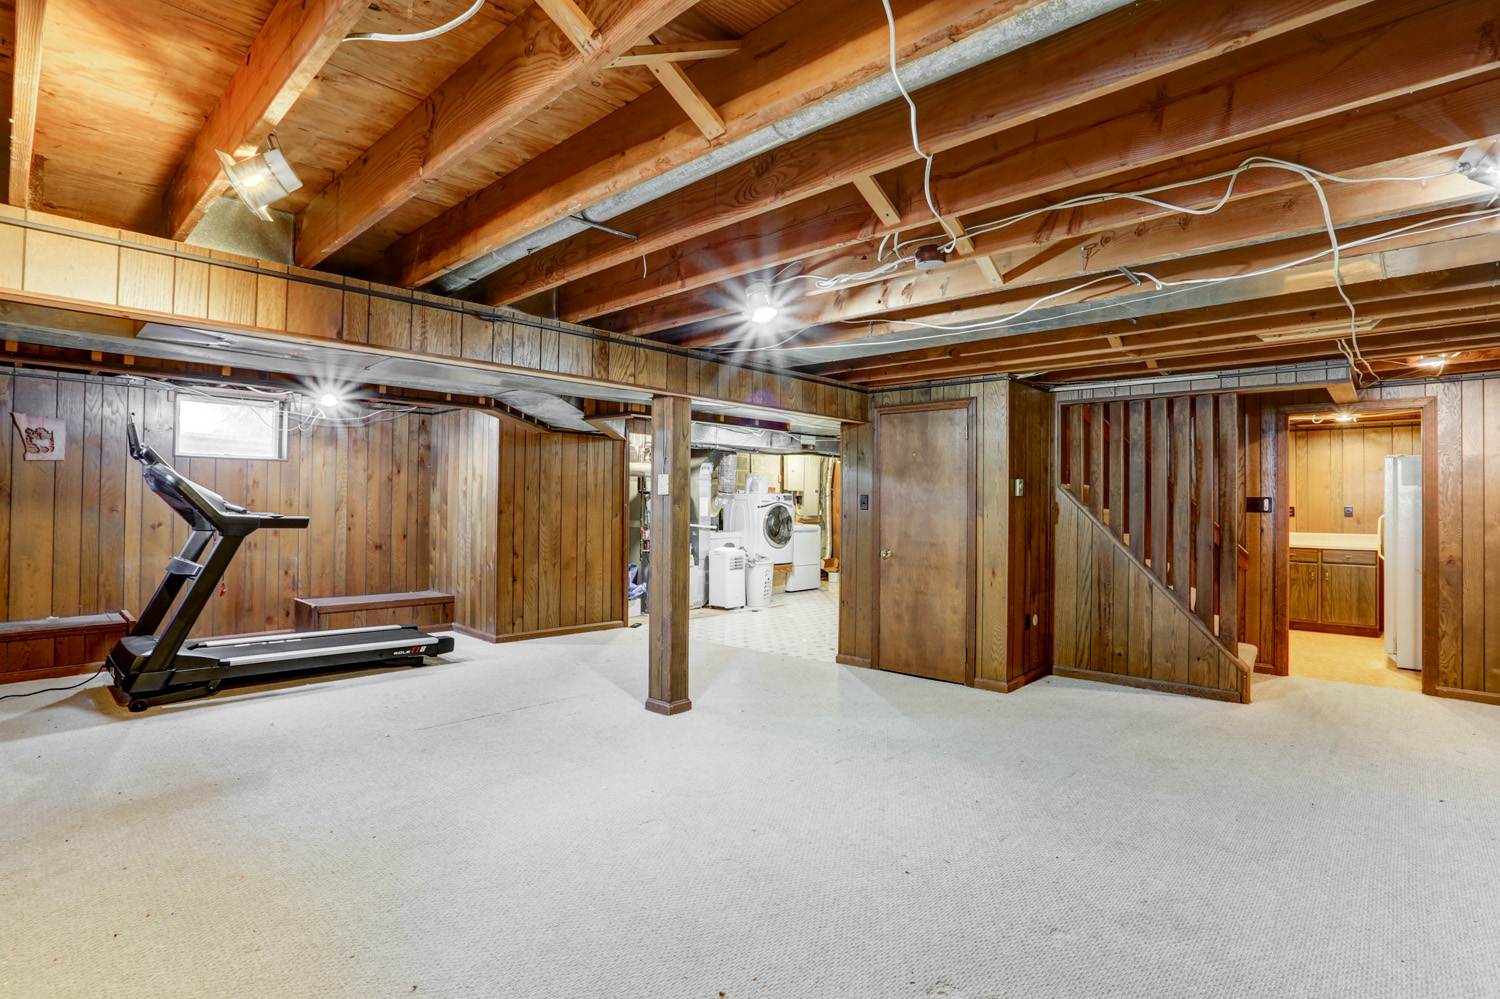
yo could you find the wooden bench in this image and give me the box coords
[293,591,454,633]
[0,612,135,684]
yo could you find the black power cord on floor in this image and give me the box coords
[0,665,107,703]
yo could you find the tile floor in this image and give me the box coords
[686,577,840,663]
[1289,628,1422,691]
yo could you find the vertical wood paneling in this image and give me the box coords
[1053,487,1247,702]
[0,377,433,638]
[428,410,625,641]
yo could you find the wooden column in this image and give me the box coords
[646,394,691,715]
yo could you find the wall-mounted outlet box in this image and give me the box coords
[859,494,869,511]
[1246,496,1273,513]
[1344,506,1354,518]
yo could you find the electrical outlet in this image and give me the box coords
[1344,506,1354,518]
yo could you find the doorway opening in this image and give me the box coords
[1281,404,1430,691]
[628,420,842,665]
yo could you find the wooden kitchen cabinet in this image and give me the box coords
[1289,545,1381,633]
[1289,561,1321,622]
[1322,563,1379,628]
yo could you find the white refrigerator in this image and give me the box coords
[1381,455,1423,670]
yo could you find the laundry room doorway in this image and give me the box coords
[684,425,843,665]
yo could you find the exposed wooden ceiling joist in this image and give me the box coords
[737,156,1489,336]
[293,0,701,268]
[7,0,45,209]
[609,39,742,68]
[373,0,1034,289]
[466,0,1387,308]
[581,7,1500,335]
[163,0,370,240]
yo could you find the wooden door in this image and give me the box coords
[874,401,974,683]
[1322,563,1378,627]
[1289,561,1320,623]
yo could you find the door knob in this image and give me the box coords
[880,549,893,559]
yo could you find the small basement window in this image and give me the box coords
[175,394,287,460]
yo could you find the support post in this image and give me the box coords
[646,394,692,714]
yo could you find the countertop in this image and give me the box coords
[1289,531,1379,551]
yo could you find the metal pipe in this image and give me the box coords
[430,0,1138,294]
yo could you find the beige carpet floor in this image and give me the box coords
[4,631,1500,998]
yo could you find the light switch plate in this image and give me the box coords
[657,473,670,495]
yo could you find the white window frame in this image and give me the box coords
[174,393,288,461]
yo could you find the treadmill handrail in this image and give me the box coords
[127,418,309,534]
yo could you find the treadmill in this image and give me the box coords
[106,419,454,711]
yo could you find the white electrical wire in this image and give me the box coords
[762,204,1500,355]
[344,0,484,43]
[879,0,961,247]
[769,156,1479,380]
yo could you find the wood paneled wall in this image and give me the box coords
[0,370,431,638]
[1288,424,1421,534]
[1059,393,1241,656]
[1054,488,1250,702]
[1241,377,1500,704]
[0,207,865,423]
[430,410,626,642]
[839,378,1054,691]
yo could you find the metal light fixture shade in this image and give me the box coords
[745,281,779,324]
[217,146,304,221]
[1457,142,1500,190]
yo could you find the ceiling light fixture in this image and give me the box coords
[1457,142,1500,190]
[1333,412,1357,423]
[1417,352,1461,369]
[914,245,947,271]
[218,134,303,221]
[745,282,779,324]
[319,393,341,409]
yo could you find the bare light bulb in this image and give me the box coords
[319,393,340,408]
[745,282,778,324]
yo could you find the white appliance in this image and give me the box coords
[1380,454,1423,670]
[745,555,773,608]
[723,491,796,562]
[708,545,747,609]
[786,523,821,592]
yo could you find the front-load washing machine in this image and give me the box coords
[724,491,796,563]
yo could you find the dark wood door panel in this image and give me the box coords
[1289,562,1320,623]
[1322,563,1379,628]
[875,403,972,683]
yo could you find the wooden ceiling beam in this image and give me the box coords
[831,296,1500,385]
[581,24,1500,333]
[7,0,46,209]
[470,0,1374,307]
[644,34,726,140]
[730,197,1500,360]
[294,0,699,268]
[1024,324,1500,384]
[374,0,1032,289]
[533,0,600,54]
[162,0,369,241]
[852,175,903,228]
[610,40,741,69]
[751,154,1487,334]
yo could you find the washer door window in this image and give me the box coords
[764,503,794,550]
